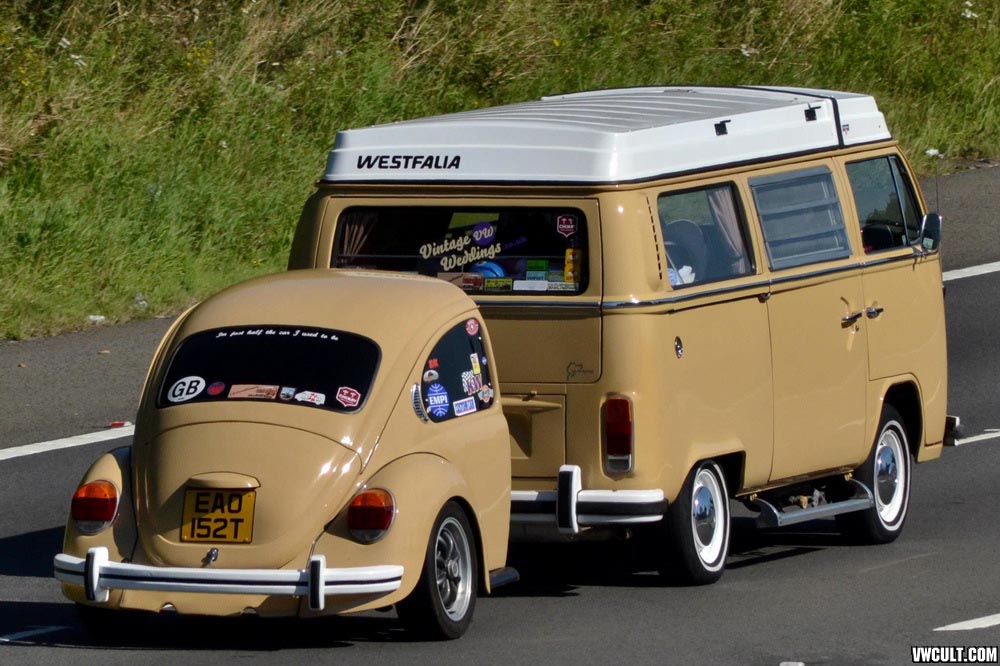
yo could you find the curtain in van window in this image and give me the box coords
[707,187,749,274]
[340,211,376,257]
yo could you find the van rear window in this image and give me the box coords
[333,207,588,295]
[158,326,380,412]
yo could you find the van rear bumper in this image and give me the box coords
[510,465,667,534]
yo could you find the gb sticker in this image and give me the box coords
[167,376,206,403]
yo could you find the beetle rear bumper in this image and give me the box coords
[510,465,667,534]
[54,547,403,612]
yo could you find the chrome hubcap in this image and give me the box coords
[434,517,472,621]
[875,446,898,505]
[873,425,907,526]
[693,485,716,546]
[690,466,727,568]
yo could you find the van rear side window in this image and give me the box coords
[657,184,754,287]
[333,207,588,296]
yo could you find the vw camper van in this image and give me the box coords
[288,86,947,584]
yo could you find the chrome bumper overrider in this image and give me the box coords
[510,465,668,534]
[54,547,403,612]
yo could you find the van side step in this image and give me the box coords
[755,480,874,528]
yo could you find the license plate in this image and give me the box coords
[181,489,255,543]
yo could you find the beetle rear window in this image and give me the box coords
[333,206,588,295]
[158,326,380,412]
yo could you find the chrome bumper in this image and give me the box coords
[54,547,403,612]
[510,465,667,534]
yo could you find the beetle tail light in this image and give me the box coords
[604,396,634,474]
[71,480,120,534]
[347,489,395,544]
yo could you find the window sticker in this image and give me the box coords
[167,376,206,403]
[483,277,513,292]
[462,370,483,396]
[279,386,296,401]
[478,386,494,404]
[426,383,450,418]
[207,381,226,397]
[465,319,480,336]
[295,390,326,406]
[453,397,477,417]
[470,353,481,375]
[423,369,440,383]
[229,384,279,400]
[556,214,578,238]
[427,358,440,369]
[335,387,360,408]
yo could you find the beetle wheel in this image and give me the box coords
[397,501,478,640]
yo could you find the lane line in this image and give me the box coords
[0,626,69,643]
[0,426,134,462]
[943,261,1000,282]
[859,552,936,574]
[954,430,1000,446]
[935,613,1000,632]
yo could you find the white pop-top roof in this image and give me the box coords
[323,86,890,184]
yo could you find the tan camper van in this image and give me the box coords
[289,86,947,584]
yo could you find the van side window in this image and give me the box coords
[657,184,753,287]
[420,319,494,423]
[845,155,922,253]
[750,166,851,270]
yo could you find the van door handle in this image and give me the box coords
[866,306,884,319]
[842,311,863,324]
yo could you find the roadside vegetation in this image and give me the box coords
[2,0,998,339]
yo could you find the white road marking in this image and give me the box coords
[954,430,1000,446]
[0,626,68,642]
[859,552,936,574]
[0,426,134,462]
[934,612,1000,631]
[943,260,1000,282]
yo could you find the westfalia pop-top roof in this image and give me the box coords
[322,86,890,185]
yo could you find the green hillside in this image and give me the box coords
[2,0,997,338]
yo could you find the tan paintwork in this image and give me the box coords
[288,141,946,509]
[61,270,511,617]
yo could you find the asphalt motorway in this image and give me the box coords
[1,167,999,665]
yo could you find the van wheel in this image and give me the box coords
[838,405,911,544]
[658,460,730,585]
[396,501,478,640]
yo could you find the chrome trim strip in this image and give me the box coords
[604,280,771,309]
[475,300,601,309]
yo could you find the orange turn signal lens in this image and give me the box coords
[347,489,395,544]
[71,480,119,533]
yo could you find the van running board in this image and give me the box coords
[754,480,875,528]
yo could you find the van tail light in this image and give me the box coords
[71,480,120,534]
[604,396,634,474]
[347,489,395,544]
